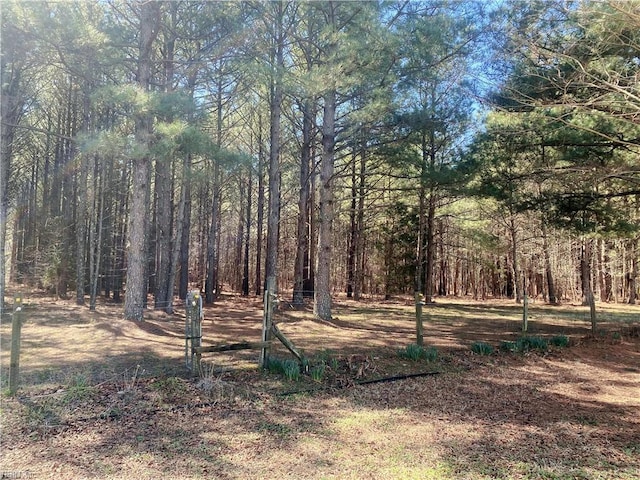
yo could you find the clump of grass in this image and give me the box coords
[516,336,548,352]
[500,336,552,353]
[398,344,438,362]
[283,360,301,381]
[266,357,301,381]
[64,373,96,403]
[500,341,517,352]
[310,364,326,382]
[549,335,570,347]
[471,342,494,355]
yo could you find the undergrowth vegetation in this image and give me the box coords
[397,344,438,362]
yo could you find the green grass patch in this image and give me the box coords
[471,342,494,355]
[517,336,548,352]
[266,357,301,381]
[549,335,570,347]
[398,344,438,362]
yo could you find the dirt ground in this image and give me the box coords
[1,292,639,479]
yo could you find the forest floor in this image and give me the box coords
[1,291,639,479]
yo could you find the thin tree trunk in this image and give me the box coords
[541,219,557,304]
[205,160,220,303]
[75,97,90,305]
[166,150,189,313]
[292,101,312,305]
[346,151,357,299]
[0,86,20,314]
[580,238,597,330]
[89,156,105,311]
[265,3,284,286]
[255,116,265,296]
[179,154,192,300]
[628,238,638,305]
[234,176,246,291]
[354,143,366,300]
[242,169,252,296]
[509,215,522,304]
[424,189,436,303]
[314,88,336,321]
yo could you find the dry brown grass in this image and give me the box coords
[1,292,639,479]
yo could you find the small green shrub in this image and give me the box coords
[266,357,286,375]
[398,344,438,362]
[310,364,326,382]
[549,335,570,347]
[422,346,438,361]
[266,357,301,381]
[399,344,423,361]
[499,341,517,352]
[282,359,301,381]
[516,336,548,352]
[471,342,494,355]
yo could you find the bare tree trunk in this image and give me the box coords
[509,215,522,304]
[580,238,597,330]
[154,5,177,309]
[314,88,336,321]
[292,101,312,305]
[346,151,357,299]
[234,176,246,291]
[353,149,366,301]
[75,94,91,305]
[179,154,191,300]
[124,0,160,321]
[424,189,436,303]
[205,68,226,303]
[265,2,284,286]
[628,238,638,305]
[165,153,190,313]
[0,81,21,314]
[255,116,265,296]
[242,169,252,296]
[205,160,220,303]
[89,156,105,311]
[541,219,557,304]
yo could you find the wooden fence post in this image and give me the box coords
[415,292,425,346]
[9,294,24,394]
[185,291,203,375]
[260,276,275,369]
[522,292,529,333]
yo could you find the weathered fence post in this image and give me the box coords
[522,292,529,333]
[9,294,24,394]
[415,292,425,346]
[185,291,203,375]
[260,276,276,369]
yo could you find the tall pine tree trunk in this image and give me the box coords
[178,153,192,300]
[89,156,106,311]
[124,0,160,321]
[293,101,312,305]
[166,150,189,313]
[265,2,284,286]
[255,116,265,296]
[354,144,366,300]
[314,89,336,321]
[242,169,252,296]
